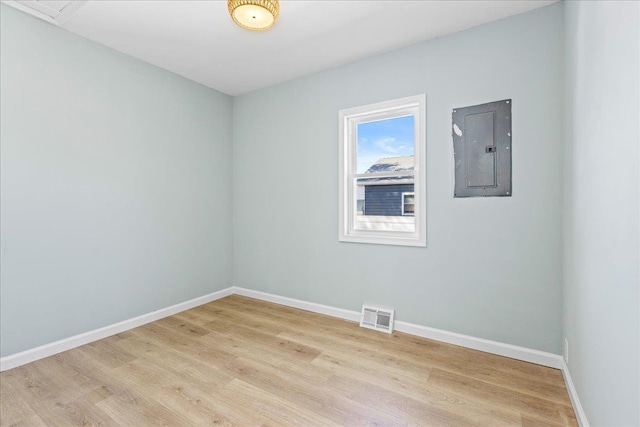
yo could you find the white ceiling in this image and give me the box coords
[7,0,558,96]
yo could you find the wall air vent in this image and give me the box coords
[360,305,395,334]
[3,0,87,25]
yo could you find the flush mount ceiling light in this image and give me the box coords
[228,0,279,32]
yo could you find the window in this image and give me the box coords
[402,192,415,216]
[339,95,426,247]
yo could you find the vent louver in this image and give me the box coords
[360,305,395,334]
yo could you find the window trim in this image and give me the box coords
[338,94,426,247]
[402,192,415,216]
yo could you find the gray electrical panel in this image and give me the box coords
[452,99,512,197]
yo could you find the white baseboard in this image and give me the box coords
[232,287,361,323]
[394,320,564,369]
[0,287,234,372]
[561,360,590,427]
[232,286,563,369]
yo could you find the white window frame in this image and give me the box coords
[402,192,415,216]
[338,94,426,247]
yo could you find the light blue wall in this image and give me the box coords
[563,1,640,425]
[0,5,233,357]
[233,4,564,353]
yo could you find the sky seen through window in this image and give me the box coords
[357,115,415,174]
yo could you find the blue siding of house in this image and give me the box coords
[364,184,414,216]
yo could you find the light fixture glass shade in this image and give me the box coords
[228,0,279,32]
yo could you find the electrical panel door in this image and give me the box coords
[453,100,512,197]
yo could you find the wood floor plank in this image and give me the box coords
[128,322,237,367]
[372,332,572,405]
[108,359,245,426]
[10,414,48,427]
[202,318,322,363]
[0,374,40,426]
[2,361,117,427]
[95,389,194,426]
[312,352,525,426]
[1,363,61,404]
[223,378,341,427]
[311,350,433,396]
[200,329,335,384]
[112,335,235,389]
[30,392,119,427]
[326,373,519,427]
[0,295,577,426]
[427,368,577,426]
[210,296,363,339]
[222,356,407,426]
[75,338,137,370]
[196,304,287,336]
[171,308,219,326]
[154,316,212,338]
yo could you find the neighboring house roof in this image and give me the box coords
[358,155,414,186]
[365,155,414,174]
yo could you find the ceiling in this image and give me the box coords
[5,0,558,96]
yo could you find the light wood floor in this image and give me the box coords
[1,295,577,426]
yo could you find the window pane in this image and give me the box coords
[354,213,415,232]
[354,116,416,232]
[403,204,415,214]
[357,116,415,174]
[354,182,415,232]
[404,195,415,204]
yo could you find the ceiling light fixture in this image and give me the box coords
[228,0,279,32]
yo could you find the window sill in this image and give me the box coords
[339,233,426,247]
